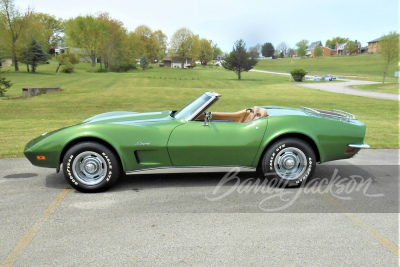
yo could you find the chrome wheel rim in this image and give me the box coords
[274,147,307,180]
[72,151,107,185]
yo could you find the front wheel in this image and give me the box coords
[261,138,316,186]
[63,142,121,193]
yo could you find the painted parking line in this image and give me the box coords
[1,188,70,267]
[319,191,400,257]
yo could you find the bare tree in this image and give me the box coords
[0,0,32,71]
[277,42,288,57]
[287,48,295,57]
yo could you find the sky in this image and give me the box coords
[17,0,398,52]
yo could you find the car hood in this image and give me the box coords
[81,110,173,124]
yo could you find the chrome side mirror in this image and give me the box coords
[202,111,212,126]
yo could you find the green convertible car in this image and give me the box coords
[24,92,369,192]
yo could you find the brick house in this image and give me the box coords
[336,40,362,55]
[367,38,381,53]
[306,41,323,57]
[311,46,335,57]
[163,57,193,68]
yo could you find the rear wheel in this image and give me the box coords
[63,142,121,192]
[261,138,316,186]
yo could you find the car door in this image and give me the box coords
[167,119,268,167]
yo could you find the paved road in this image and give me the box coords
[0,150,398,266]
[251,69,399,101]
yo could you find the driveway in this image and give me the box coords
[251,69,399,101]
[0,150,399,266]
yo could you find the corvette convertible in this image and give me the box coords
[24,92,369,192]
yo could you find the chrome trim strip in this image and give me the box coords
[348,143,370,149]
[186,96,217,121]
[126,166,257,175]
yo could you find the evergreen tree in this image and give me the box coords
[0,50,11,96]
[222,39,258,80]
[261,42,274,57]
[140,54,148,77]
[20,39,48,73]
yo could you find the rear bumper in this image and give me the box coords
[348,143,370,149]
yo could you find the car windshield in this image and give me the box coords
[174,93,214,121]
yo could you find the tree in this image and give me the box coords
[169,27,194,69]
[55,52,79,73]
[296,39,309,49]
[344,41,356,55]
[140,54,148,77]
[19,38,47,73]
[197,38,213,64]
[261,42,274,57]
[97,13,125,71]
[297,45,307,57]
[30,12,63,51]
[287,48,295,57]
[0,70,11,96]
[0,50,11,96]
[133,25,159,60]
[64,15,108,67]
[277,42,288,57]
[273,49,280,58]
[209,40,223,59]
[154,29,167,60]
[325,37,349,49]
[313,46,323,57]
[222,39,258,80]
[249,45,259,58]
[378,31,399,83]
[0,0,32,71]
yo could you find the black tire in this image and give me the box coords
[261,138,316,187]
[63,142,121,193]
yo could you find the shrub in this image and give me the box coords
[290,68,307,82]
[113,63,136,72]
[159,63,164,67]
[61,63,75,73]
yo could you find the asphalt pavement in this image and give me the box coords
[0,150,399,266]
[251,69,399,101]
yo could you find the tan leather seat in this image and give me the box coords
[244,106,268,122]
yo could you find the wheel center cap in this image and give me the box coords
[85,163,96,173]
[284,158,295,169]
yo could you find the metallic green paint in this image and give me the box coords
[24,95,368,174]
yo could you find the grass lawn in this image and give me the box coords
[351,83,399,94]
[0,60,398,158]
[254,54,399,83]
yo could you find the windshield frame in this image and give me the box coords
[174,92,219,121]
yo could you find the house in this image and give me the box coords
[0,57,12,67]
[367,38,381,53]
[336,40,362,55]
[163,57,192,68]
[306,41,323,57]
[310,46,335,57]
[336,43,347,55]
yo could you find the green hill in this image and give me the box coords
[255,54,399,83]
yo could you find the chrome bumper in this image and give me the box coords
[348,143,370,149]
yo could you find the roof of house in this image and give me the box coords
[309,41,323,50]
[163,57,172,61]
[368,38,381,43]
